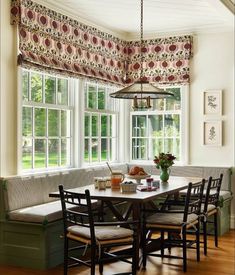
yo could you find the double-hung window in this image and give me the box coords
[84,82,118,164]
[130,86,188,163]
[21,69,73,171]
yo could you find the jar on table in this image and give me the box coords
[111,171,124,190]
[104,176,111,188]
[97,179,106,190]
[94,177,102,188]
[146,178,153,190]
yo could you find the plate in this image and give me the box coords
[125,174,151,184]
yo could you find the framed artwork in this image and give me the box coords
[203,90,222,115]
[203,121,222,146]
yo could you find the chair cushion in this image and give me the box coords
[146,212,198,226]
[67,225,133,241]
[219,191,232,201]
[201,203,216,212]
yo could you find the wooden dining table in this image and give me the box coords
[49,176,202,266]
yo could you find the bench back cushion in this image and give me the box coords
[2,164,230,213]
[128,165,231,191]
[3,176,44,212]
[3,163,128,211]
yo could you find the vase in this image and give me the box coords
[160,168,169,182]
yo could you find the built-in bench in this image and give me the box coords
[0,164,127,269]
[0,164,232,269]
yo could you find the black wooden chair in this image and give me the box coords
[142,180,205,272]
[59,185,138,275]
[201,174,223,255]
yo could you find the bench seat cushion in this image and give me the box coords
[8,200,98,224]
[179,190,232,201]
[8,200,63,224]
[219,191,232,201]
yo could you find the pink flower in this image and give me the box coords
[153,152,176,169]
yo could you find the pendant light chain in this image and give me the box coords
[140,0,143,76]
[109,0,174,107]
[140,0,144,99]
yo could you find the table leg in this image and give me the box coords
[132,202,141,268]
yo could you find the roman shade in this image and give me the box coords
[125,35,193,84]
[10,0,127,85]
[11,0,193,85]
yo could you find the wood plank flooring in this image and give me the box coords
[0,230,234,275]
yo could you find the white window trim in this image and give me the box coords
[18,68,75,174]
[17,67,23,174]
[181,85,189,165]
[73,78,81,168]
[118,99,130,163]
[18,70,121,174]
[81,81,119,167]
[17,69,190,174]
[128,85,189,166]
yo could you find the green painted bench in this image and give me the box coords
[0,164,128,269]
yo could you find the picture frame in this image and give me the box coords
[203,90,222,115]
[203,120,222,146]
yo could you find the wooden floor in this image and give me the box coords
[0,230,234,275]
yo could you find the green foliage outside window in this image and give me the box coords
[45,76,56,104]
[84,83,117,163]
[31,72,42,102]
[132,88,181,161]
[22,69,71,170]
[58,78,68,105]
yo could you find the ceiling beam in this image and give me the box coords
[206,0,234,18]
[205,0,234,32]
[220,0,235,14]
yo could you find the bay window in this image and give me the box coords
[20,69,187,173]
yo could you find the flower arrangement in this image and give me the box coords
[153,152,176,170]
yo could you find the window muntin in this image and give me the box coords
[84,83,118,164]
[21,69,72,171]
[131,87,182,162]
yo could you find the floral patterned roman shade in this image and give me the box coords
[10,0,193,86]
[125,36,193,85]
[10,0,127,85]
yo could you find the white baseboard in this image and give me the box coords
[230,215,235,229]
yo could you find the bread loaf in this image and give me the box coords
[129,166,147,176]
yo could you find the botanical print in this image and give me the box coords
[207,95,217,109]
[204,121,222,146]
[204,90,222,115]
[208,126,216,140]
[11,0,193,85]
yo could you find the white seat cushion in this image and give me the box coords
[180,190,232,202]
[219,190,232,201]
[68,225,133,241]
[201,203,216,212]
[146,212,198,226]
[8,200,98,224]
[8,200,63,224]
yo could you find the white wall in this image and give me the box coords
[0,0,18,176]
[190,32,234,227]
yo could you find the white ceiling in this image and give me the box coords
[36,0,234,39]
